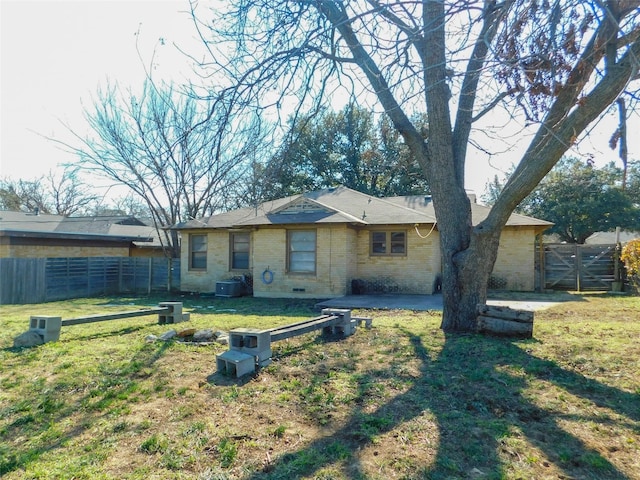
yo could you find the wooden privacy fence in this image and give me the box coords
[537,243,617,292]
[0,257,180,304]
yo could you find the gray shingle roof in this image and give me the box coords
[585,230,640,244]
[0,211,156,244]
[173,186,551,230]
[386,195,553,228]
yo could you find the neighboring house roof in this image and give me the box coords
[0,210,156,245]
[173,186,552,231]
[585,230,640,244]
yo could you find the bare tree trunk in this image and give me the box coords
[439,217,501,332]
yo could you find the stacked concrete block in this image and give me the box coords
[216,350,256,378]
[158,302,185,324]
[216,309,365,379]
[353,316,373,329]
[29,316,62,343]
[216,328,273,378]
[229,328,272,367]
[321,308,356,336]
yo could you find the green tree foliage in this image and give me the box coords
[261,104,429,199]
[0,181,25,212]
[485,158,640,244]
[621,238,640,290]
[624,161,640,201]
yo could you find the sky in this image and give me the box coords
[1,0,196,190]
[1,0,636,202]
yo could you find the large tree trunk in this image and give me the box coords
[418,0,492,333]
[437,201,502,333]
[441,256,488,333]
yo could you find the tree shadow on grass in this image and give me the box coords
[64,324,149,341]
[428,334,637,479]
[206,335,345,387]
[239,329,638,479]
[0,340,171,476]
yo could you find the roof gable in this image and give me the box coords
[270,198,332,215]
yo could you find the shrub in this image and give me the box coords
[621,239,640,291]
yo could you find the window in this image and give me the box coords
[230,232,250,270]
[189,234,207,270]
[288,230,316,273]
[370,231,406,256]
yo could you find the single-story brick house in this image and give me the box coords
[0,210,165,258]
[173,186,552,298]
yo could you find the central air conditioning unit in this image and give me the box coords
[216,280,244,297]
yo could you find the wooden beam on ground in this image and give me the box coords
[476,304,534,338]
[476,305,533,323]
[269,315,341,342]
[61,307,170,326]
[477,316,533,338]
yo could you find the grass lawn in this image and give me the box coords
[1,293,639,480]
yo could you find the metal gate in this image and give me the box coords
[539,244,617,291]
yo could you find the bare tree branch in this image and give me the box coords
[54,80,267,256]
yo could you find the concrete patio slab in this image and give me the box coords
[316,294,444,311]
[315,294,565,312]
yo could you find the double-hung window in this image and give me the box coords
[230,232,250,270]
[370,231,406,256]
[189,234,207,270]
[288,230,316,273]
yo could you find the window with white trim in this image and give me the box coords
[230,232,250,270]
[189,234,207,270]
[287,230,316,273]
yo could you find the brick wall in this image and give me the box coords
[353,226,441,294]
[130,247,166,258]
[179,224,539,297]
[180,226,355,298]
[492,227,537,291]
[179,230,230,293]
[253,226,351,298]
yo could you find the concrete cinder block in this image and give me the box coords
[229,328,272,365]
[321,308,355,336]
[216,350,256,378]
[29,316,62,343]
[354,316,373,329]
[346,318,357,336]
[158,302,183,324]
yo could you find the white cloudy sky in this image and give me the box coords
[1,0,196,185]
[1,0,635,199]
